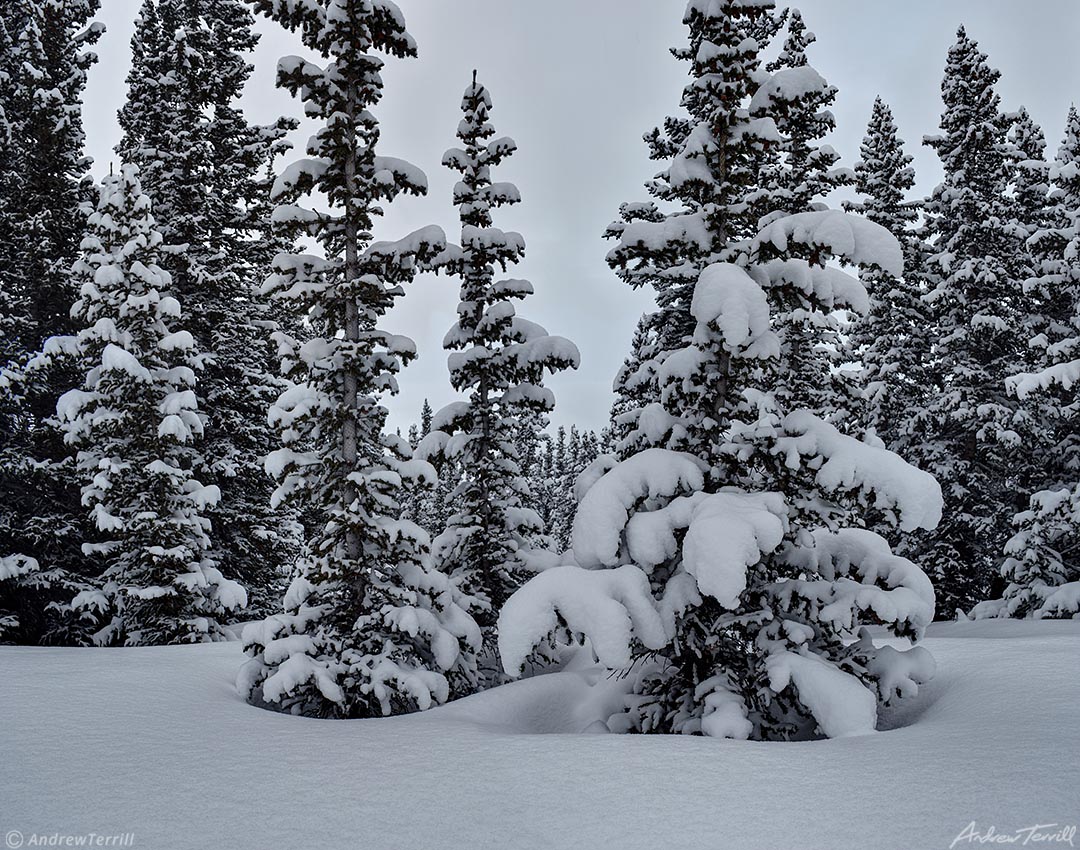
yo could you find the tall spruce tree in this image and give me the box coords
[913,28,1031,614]
[1006,106,1052,426]
[237,0,479,718]
[400,398,444,537]
[843,97,931,455]
[500,0,941,741]
[602,0,783,463]
[420,76,579,687]
[116,0,298,615]
[0,0,103,644]
[756,9,861,427]
[975,106,1080,619]
[43,165,247,645]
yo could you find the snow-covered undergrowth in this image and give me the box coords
[2,620,1077,850]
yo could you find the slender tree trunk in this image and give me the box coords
[342,73,362,584]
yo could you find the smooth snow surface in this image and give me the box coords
[2,620,1077,850]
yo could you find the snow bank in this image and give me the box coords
[3,621,1078,850]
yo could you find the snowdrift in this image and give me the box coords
[1,619,1077,850]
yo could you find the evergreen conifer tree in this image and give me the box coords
[0,0,103,643]
[116,0,299,615]
[975,106,1080,619]
[500,0,941,741]
[237,0,479,718]
[843,97,931,455]
[419,76,579,686]
[912,28,1031,613]
[46,165,247,645]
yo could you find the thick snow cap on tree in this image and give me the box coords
[1007,361,1080,399]
[784,529,938,635]
[607,214,711,263]
[753,210,904,277]
[777,411,944,532]
[749,259,870,314]
[691,263,779,358]
[766,651,878,738]
[750,66,831,114]
[497,565,670,674]
[681,490,787,606]
[618,488,787,606]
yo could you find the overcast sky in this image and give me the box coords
[81,0,1080,434]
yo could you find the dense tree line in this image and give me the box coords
[0,0,1076,735]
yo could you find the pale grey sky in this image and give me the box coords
[82,0,1080,433]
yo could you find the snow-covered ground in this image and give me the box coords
[2,620,1077,850]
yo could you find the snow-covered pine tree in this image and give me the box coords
[498,0,942,741]
[912,28,1031,614]
[1009,107,1051,247]
[842,97,931,455]
[117,0,298,616]
[0,0,103,644]
[549,425,602,553]
[551,427,583,549]
[400,399,443,534]
[37,165,247,645]
[419,76,579,685]
[517,409,551,526]
[973,106,1080,619]
[601,0,790,462]
[237,0,479,718]
[420,398,434,435]
[1004,107,1054,452]
[755,8,861,428]
[0,11,17,360]
[759,9,851,217]
[609,313,660,447]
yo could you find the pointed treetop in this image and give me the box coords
[845,95,917,234]
[1058,105,1080,166]
[1010,106,1047,159]
[769,7,813,70]
[925,25,1006,176]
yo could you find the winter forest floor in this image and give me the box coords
[2,620,1078,850]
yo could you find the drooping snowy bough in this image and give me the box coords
[500,0,943,740]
